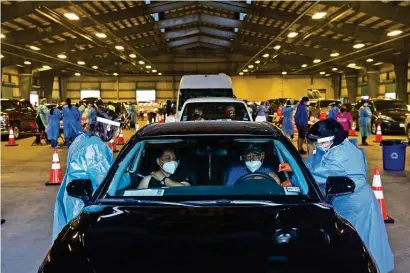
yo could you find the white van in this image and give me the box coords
[176,74,235,119]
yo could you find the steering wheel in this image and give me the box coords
[235,172,279,185]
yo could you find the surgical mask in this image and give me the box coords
[161,160,179,174]
[315,141,333,153]
[305,101,310,106]
[245,160,262,173]
[363,103,368,107]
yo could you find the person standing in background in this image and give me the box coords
[255,102,269,121]
[251,103,257,121]
[327,101,340,120]
[165,108,177,123]
[88,104,97,132]
[359,99,372,146]
[282,100,294,140]
[336,104,352,135]
[107,101,116,112]
[36,98,49,141]
[294,96,310,154]
[62,98,80,147]
[77,101,85,116]
[45,105,62,148]
[129,103,137,128]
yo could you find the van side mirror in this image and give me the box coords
[325,176,355,197]
[66,179,93,204]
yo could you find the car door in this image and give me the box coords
[20,101,36,131]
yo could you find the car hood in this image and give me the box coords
[41,203,377,273]
[378,109,410,120]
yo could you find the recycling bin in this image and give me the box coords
[380,139,407,171]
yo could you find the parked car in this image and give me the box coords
[40,122,378,273]
[179,97,252,121]
[404,114,410,141]
[1,99,37,139]
[352,99,409,134]
[309,99,341,120]
[80,97,104,108]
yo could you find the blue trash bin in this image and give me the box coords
[380,140,407,171]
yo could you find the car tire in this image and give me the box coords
[12,123,20,139]
[371,123,377,135]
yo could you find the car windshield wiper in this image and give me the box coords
[181,199,284,206]
[100,198,198,207]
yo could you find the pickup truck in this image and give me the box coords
[1,99,37,139]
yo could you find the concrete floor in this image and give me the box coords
[1,125,410,273]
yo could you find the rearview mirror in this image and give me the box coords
[66,179,93,205]
[325,176,355,197]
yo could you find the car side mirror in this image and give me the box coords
[325,176,355,197]
[66,179,93,204]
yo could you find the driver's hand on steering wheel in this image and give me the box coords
[278,163,292,173]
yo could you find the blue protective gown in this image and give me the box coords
[52,133,113,241]
[282,107,294,136]
[62,105,81,141]
[306,140,394,273]
[327,107,340,120]
[88,107,97,126]
[36,104,49,127]
[45,109,61,141]
[359,106,372,137]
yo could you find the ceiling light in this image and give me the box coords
[320,71,326,75]
[77,61,85,65]
[254,60,260,64]
[113,73,119,76]
[152,69,157,73]
[387,30,402,37]
[16,64,24,67]
[262,53,269,58]
[373,62,383,66]
[301,64,308,68]
[64,12,80,21]
[353,43,365,49]
[158,72,162,76]
[139,60,145,65]
[92,65,98,69]
[74,72,81,76]
[248,64,254,68]
[115,45,124,50]
[239,72,244,75]
[273,45,281,50]
[366,58,374,63]
[330,52,340,57]
[282,71,287,75]
[287,32,298,38]
[332,67,338,71]
[42,65,51,69]
[243,69,249,72]
[95,33,107,38]
[57,54,67,59]
[313,59,321,63]
[347,63,356,67]
[146,65,152,69]
[325,74,331,77]
[29,45,40,51]
[24,61,31,65]
[129,53,137,58]
[312,12,327,20]
[0,33,5,39]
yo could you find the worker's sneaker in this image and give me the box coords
[362,142,370,146]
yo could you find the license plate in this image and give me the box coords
[400,124,405,128]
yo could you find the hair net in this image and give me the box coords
[91,108,121,142]
[301,96,309,103]
[307,119,347,146]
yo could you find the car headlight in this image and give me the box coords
[1,114,9,126]
[379,115,395,122]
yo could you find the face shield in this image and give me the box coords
[92,110,121,142]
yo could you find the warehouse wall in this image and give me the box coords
[1,67,20,99]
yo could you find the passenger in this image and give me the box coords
[255,102,269,121]
[138,148,191,189]
[226,144,292,187]
[281,100,294,139]
[191,108,204,121]
[336,104,352,135]
[62,98,81,147]
[35,98,49,140]
[53,109,121,240]
[294,96,310,154]
[45,106,62,148]
[128,102,137,128]
[359,99,372,145]
[224,105,241,120]
[306,119,394,273]
[327,101,340,120]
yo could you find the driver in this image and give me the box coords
[226,144,292,187]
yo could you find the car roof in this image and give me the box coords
[136,121,280,138]
[183,97,246,104]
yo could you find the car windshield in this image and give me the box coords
[374,101,407,111]
[1,101,16,111]
[178,89,234,111]
[181,102,250,121]
[104,136,316,203]
[318,100,340,107]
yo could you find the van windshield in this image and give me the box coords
[1,101,16,111]
[178,89,234,111]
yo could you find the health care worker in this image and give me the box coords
[306,119,394,273]
[45,106,62,148]
[359,99,372,145]
[327,101,340,120]
[62,98,81,146]
[281,100,294,139]
[52,109,121,240]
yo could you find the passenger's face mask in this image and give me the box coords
[161,160,179,175]
[245,160,262,173]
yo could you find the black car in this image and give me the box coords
[352,99,409,134]
[39,122,378,273]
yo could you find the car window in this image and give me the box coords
[374,101,407,111]
[181,102,250,121]
[104,137,316,202]
[1,101,16,111]
[318,100,339,107]
[178,89,234,111]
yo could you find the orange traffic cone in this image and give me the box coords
[108,138,118,153]
[45,149,63,186]
[116,128,125,145]
[371,167,394,223]
[349,121,357,136]
[5,127,18,146]
[374,123,383,143]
